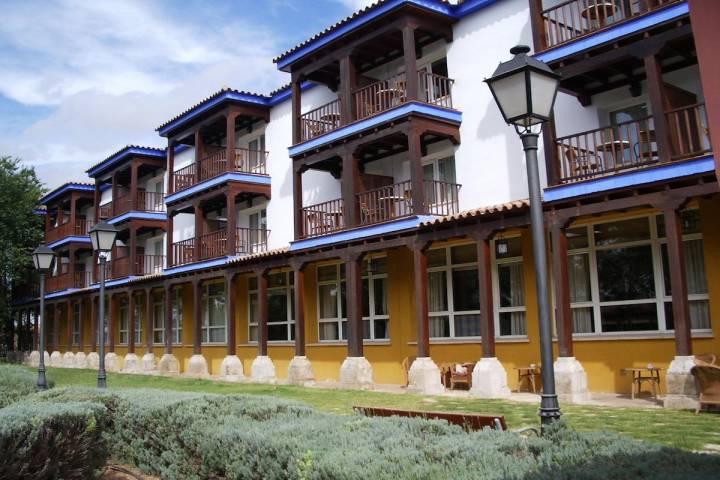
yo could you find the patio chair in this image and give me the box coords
[401,356,416,386]
[695,353,717,366]
[690,363,720,414]
[563,146,600,179]
[449,362,475,390]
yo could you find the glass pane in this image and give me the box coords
[498,263,525,308]
[451,244,477,264]
[567,227,589,250]
[373,277,387,316]
[429,315,450,338]
[571,308,594,333]
[665,300,711,330]
[499,312,526,336]
[268,324,288,341]
[249,325,258,342]
[319,321,339,341]
[452,268,479,311]
[362,279,369,318]
[209,327,225,343]
[427,271,448,312]
[454,314,480,337]
[363,319,371,340]
[594,218,650,246]
[208,297,226,327]
[317,265,338,282]
[495,237,522,259]
[268,291,287,323]
[249,292,258,324]
[427,248,446,268]
[319,284,338,319]
[364,256,388,275]
[597,246,654,301]
[268,272,286,288]
[438,157,456,184]
[341,320,347,340]
[601,303,658,332]
[568,253,591,303]
[374,319,389,340]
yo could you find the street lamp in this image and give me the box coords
[485,45,561,427]
[32,243,55,390]
[89,220,119,388]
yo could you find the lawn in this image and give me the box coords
[37,366,720,452]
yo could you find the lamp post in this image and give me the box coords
[485,45,561,427]
[32,244,56,390]
[88,220,119,389]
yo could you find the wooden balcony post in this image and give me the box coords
[254,268,269,357]
[528,0,547,52]
[108,294,116,353]
[77,299,83,352]
[68,246,76,291]
[193,280,203,354]
[471,230,496,358]
[340,55,357,124]
[129,224,137,275]
[166,209,174,268]
[543,115,560,186]
[167,140,175,194]
[293,165,304,239]
[130,161,139,211]
[411,242,430,358]
[645,53,672,163]
[194,201,204,261]
[93,181,101,224]
[194,130,203,183]
[550,216,573,358]
[662,205,692,356]
[291,75,302,144]
[145,288,153,353]
[91,296,97,352]
[164,285,174,354]
[69,192,77,235]
[226,273,237,356]
[402,23,418,101]
[227,191,237,256]
[341,148,360,228]
[292,262,307,357]
[111,171,118,217]
[345,252,365,358]
[407,125,426,215]
[66,300,72,352]
[226,111,238,173]
[128,292,136,354]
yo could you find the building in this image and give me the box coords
[11,0,720,408]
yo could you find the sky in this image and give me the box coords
[0,0,374,190]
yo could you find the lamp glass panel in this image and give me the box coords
[529,70,559,118]
[489,72,527,123]
[34,252,54,270]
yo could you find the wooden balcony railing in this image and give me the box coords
[171,227,269,267]
[135,254,165,276]
[169,148,269,194]
[172,238,195,267]
[300,198,345,238]
[46,273,73,293]
[73,271,92,289]
[45,218,94,243]
[235,227,269,255]
[172,163,196,193]
[424,179,462,216]
[298,72,454,143]
[110,255,131,279]
[99,203,113,219]
[538,0,681,51]
[357,181,413,226]
[137,192,165,212]
[199,229,227,261]
[556,103,711,184]
[234,148,268,175]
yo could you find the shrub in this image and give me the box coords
[0,401,109,480]
[0,364,39,408]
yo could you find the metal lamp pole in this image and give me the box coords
[97,253,107,389]
[37,272,48,390]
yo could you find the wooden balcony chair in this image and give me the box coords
[401,356,417,387]
[695,353,717,366]
[359,200,382,224]
[449,363,475,390]
[563,146,600,179]
[691,362,720,414]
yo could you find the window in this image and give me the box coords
[152,292,165,344]
[72,303,81,345]
[172,288,183,344]
[119,298,129,344]
[202,282,226,343]
[609,104,650,165]
[427,244,480,339]
[248,134,266,172]
[249,271,295,342]
[248,209,268,251]
[493,237,526,336]
[133,298,142,345]
[423,156,457,208]
[316,259,390,341]
[567,211,710,334]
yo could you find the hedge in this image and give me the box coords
[0,401,109,479]
[0,363,39,409]
[30,388,720,480]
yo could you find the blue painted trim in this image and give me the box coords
[289,215,435,251]
[543,156,715,202]
[164,172,271,204]
[164,256,231,275]
[535,2,689,63]
[33,209,47,215]
[288,102,462,156]
[40,183,94,205]
[48,236,91,250]
[107,211,167,225]
[87,146,166,178]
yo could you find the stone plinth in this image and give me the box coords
[287,356,315,385]
[339,356,373,389]
[470,357,511,398]
[407,357,444,395]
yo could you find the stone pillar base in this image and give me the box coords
[62,352,76,368]
[121,353,142,373]
[407,357,444,395]
[287,356,315,385]
[553,357,589,403]
[664,355,699,410]
[74,352,88,369]
[220,355,245,381]
[250,356,276,383]
[340,356,373,389]
[28,350,40,367]
[104,352,121,372]
[49,351,62,367]
[158,353,179,375]
[87,352,100,369]
[470,357,511,398]
[141,353,157,372]
[43,351,51,366]
[184,354,209,378]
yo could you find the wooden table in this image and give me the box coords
[319,113,341,129]
[378,195,407,218]
[622,367,663,399]
[598,139,631,168]
[581,1,618,28]
[514,365,541,393]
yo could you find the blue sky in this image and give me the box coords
[0,0,372,189]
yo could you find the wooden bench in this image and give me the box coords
[353,406,507,431]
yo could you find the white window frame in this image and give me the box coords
[172,288,183,344]
[152,291,165,345]
[118,298,129,345]
[133,298,142,345]
[492,235,527,339]
[363,255,390,341]
[72,303,81,346]
[317,263,346,342]
[427,243,481,340]
[202,280,226,344]
[248,270,295,343]
[568,211,711,337]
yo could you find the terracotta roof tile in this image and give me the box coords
[86,144,166,174]
[419,199,530,227]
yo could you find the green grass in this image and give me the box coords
[35,366,720,452]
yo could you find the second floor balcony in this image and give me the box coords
[170,147,268,194]
[171,227,269,266]
[99,190,165,219]
[45,218,94,244]
[95,252,166,281]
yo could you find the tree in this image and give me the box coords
[0,156,44,351]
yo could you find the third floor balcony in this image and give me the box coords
[99,189,165,219]
[170,147,268,194]
[171,227,269,266]
[45,218,94,244]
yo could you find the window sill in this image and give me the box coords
[241,341,295,347]
[407,336,530,345]
[570,330,714,342]
[306,340,391,347]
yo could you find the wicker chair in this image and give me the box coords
[695,353,717,366]
[691,363,720,414]
[401,356,416,387]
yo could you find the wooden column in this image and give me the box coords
[130,162,139,211]
[543,115,560,186]
[411,243,430,358]
[663,206,692,356]
[108,295,116,353]
[645,53,672,163]
[194,130,204,184]
[129,224,137,275]
[407,125,426,215]
[167,140,175,194]
[473,232,496,358]
[164,285,174,354]
[401,23,418,101]
[345,253,364,358]
[226,111,238,172]
[78,300,84,352]
[550,218,573,357]
[255,268,269,356]
[93,182,101,223]
[227,191,237,256]
[145,288,153,353]
[90,297,97,351]
[66,301,72,351]
[69,192,77,235]
[193,280,203,354]
[340,148,360,228]
[111,172,118,217]
[528,0,547,51]
[128,292,136,354]
[291,76,302,144]
[292,262,307,357]
[226,273,237,356]
[293,166,304,239]
[339,55,357,124]
[166,209,174,268]
[194,201,205,262]
[53,304,61,351]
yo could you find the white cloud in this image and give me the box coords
[336,0,377,10]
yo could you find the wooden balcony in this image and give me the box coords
[535,0,682,51]
[298,71,454,143]
[99,191,165,219]
[171,227,270,266]
[554,103,711,184]
[300,180,461,239]
[136,254,165,276]
[73,271,92,289]
[45,218,94,244]
[170,148,268,194]
[46,273,73,293]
